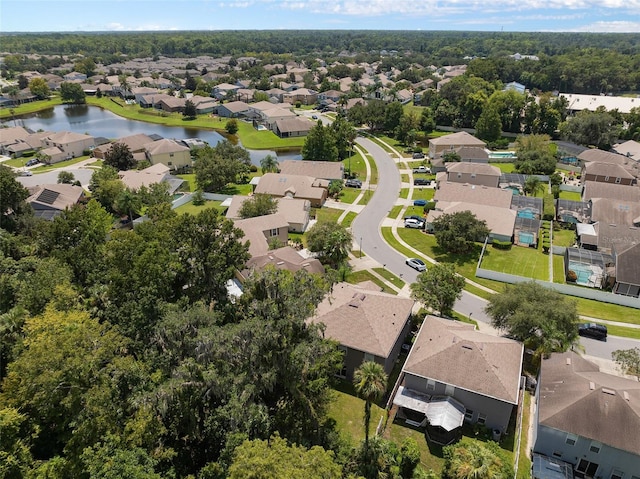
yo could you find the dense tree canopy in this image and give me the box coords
[238,193,278,219]
[411,263,466,317]
[103,142,135,171]
[194,141,251,192]
[306,221,353,269]
[432,211,490,254]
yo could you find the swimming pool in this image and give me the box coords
[568,261,604,287]
[506,186,520,195]
[517,209,535,219]
[489,151,517,159]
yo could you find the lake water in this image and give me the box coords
[5,104,301,165]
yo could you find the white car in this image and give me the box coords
[404,218,424,229]
[406,258,426,272]
[19,169,33,176]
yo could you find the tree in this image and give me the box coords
[183,99,196,119]
[329,115,357,160]
[353,361,387,446]
[228,435,342,479]
[194,141,251,192]
[410,263,466,317]
[560,109,620,150]
[57,171,75,184]
[383,101,404,133]
[306,221,352,269]
[225,118,239,134]
[475,106,502,143]
[612,348,640,380]
[260,154,279,173]
[442,441,512,479]
[89,166,125,213]
[432,211,490,254]
[28,77,50,99]
[485,282,579,358]
[328,179,343,199]
[0,165,30,229]
[104,142,135,171]
[523,176,544,196]
[238,194,278,219]
[59,82,86,104]
[302,121,338,162]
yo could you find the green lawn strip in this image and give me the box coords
[369,135,396,155]
[338,188,360,204]
[85,96,304,150]
[33,155,91,173]
[0,96,63,119]
[367,154,379,184]
[372,267,405,289]
[316,207,344,224]
[348,270,397,295]
[480,245,549,281]
[595,323,640,340]
[399,188,409,199]
[350,249,365,258]
[558,190,582,201]
[358,188,374,206]
[489,162,517,173]
[3,156,37,168]
[403,205,428,218]
[388,205,403,219]
[516,393,533,479]
[173,199,225,215]
[401,173,410,183]
[553,228,576,247]
[573,297,640,325]
[552,255,565,284]
[341,212,358,227]
[176,174,197,191]
[463,282,499,300]
[87,159,104,167]
[343,152,367,180]
[328,386,385,445]
[411,188,434,201]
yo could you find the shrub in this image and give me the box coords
[492,239,512,250]
[567,270,577,282]
[249,164,258,172]
[542,242,550,254]
[192,190,205,206]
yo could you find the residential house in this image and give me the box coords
[278,160,344,181]
[261,107,298,130]
[118,163,184,195]
[42,131,95,162]
[212,82,240,100]
[216,100,250,118]
[317,89,343,106]
[429,131,486,159]
[253,173,328,207]
[225,195,311,233]
[266,88,286,102]
[396,316,523,437]
[237,246,324,282]
[583,162,635,186]
[0,126,31,156]
[612,243,640,297]
[233,213,291,257]
[144,139,191,170]
[444,162,501,188]
[283,88,318,105]
[434,181,514,209]
[273,118,313,138]
[132,87,161,103]
[93,133,156,160]
[533,351,640,479]
[159,97,186,113]
[578,148,639,180]
[426,202,516,243]
[63,71,87,82]
[613,140,640,162]
[26,183,85,220]
[189,95,217,114]
[310,282,414,381]
[455,146,490,163]
[582,181,640,203]
[139,93,173,109]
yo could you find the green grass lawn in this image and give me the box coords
[411,188,435,201]
[372,267,405,289]
[327,386,385,445]
[403,205,427,218]
[348,270,397,295]
[0,96,63,119]
[401,174,410,183]
[87,159,104,167]
[558,190,582,201]
[173,199,225,215]
[33,155,91,173]
[388,205,402,219]
[342,211,358,227]
[489,162,517,173]
[344,152,367,181]
[176,174,197,192]
[338,188,361,204]
[316,207,343,224]
[553,255,565,284]
[516,393,533,479]
[480,244,550,281]
[399,188,410,200]
[553,228,576,247]
[595,323,640,340]
[573,297,640,325]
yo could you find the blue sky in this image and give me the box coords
[2,0,640,33]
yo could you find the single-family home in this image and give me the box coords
[278,160,344,181]
[429,132,486,159]
[225,195,311,233]
[578,149,639,180]
[41,131,95,162]
[189,95,218,115]
[612,243,640,297]
[118,163,184,195]
[533,351,640,479]
[237,246,324,283]
[216,100,250,118]
[159,97,186,113]
[0,126,31,156]
[253,173,328,207]
[395,316,523,439]
[583,162,635,186]
[132,87,161,104]
[233,213,291,257]
[613,140,640,162]
[144,139,191,170]
[212,82,241,100]
[582,181,640,203]
[273,117,314,138]
[317,89,343,106]
[283,88,318,105]
[444,162,501,188]
[26,183,85,220]
[93,133,156,160]
[434,182,514,209]
[261,107,298,130]
[310,282,414,381]
[426,202,516,243]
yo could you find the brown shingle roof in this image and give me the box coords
[585,161,635,180]
[538,351,640,455]
[615,243,640,286]
[430,131,486,147]
[254,173,326,202]
[427,202,516,238]
[311,282,414,358]
[583,181,640,203]
[404,316,523,404]
[446,162,500,176]
[279,160,344,180]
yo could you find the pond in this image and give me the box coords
[5,104,301,166]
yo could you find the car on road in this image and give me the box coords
[413,166,431,174]
[578,323,607,341]
[404,218,424,229]
[414,178,431,186]
[18,169,33,176]
[345,179,362,188]
[406,258,426,272]
[413,199,427,206]
[311,115,318,119]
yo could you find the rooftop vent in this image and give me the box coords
[602,388,616,396]
[589,381,595,390]
[461,344,473,350]
[566,358,572,365]
[624,391,630,401]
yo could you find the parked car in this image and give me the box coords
[412,152,425,159]
[26,159,39,167]
[414,178,431,186]
[345,179,362,188]
[404,218,424,229]
[578,323,607,341]
[406,258,426,272]
[413,199,427,206]
[404,215,424,222]
[19,169,33,176]
[413,166,431,174]
[312,115,318,119]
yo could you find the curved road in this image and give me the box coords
[351,135,639,358]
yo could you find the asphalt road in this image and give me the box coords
[350,135,639,356]
[16,166,95,189]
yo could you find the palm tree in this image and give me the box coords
[353,361,387,446]
[444,441,510,479]
[260,154,279,174]
[523,176,544,197]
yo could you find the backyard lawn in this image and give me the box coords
[558,190,582,201]
[315,207,344,224]
[348,270,397,295]
[489,162,517,173]
[173,199,225,215]
[553,255,565,283]
[328,386,385,445]
[553,228,576,247]
[480,244,549,281]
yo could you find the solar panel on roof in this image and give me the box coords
[36,189,60,205]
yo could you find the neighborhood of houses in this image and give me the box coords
[2,52,640,479]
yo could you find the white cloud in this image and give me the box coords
[569,20,640,32]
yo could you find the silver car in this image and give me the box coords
[406,258,426,272]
